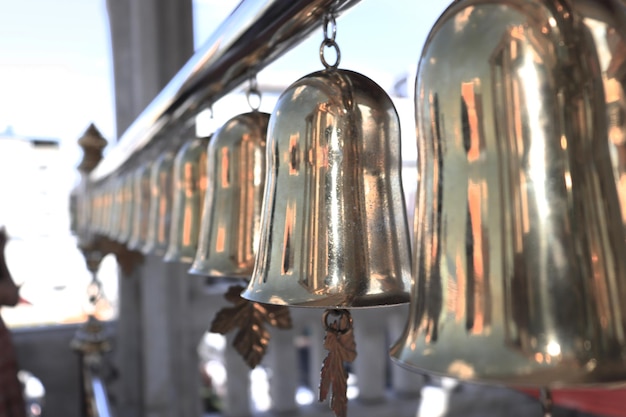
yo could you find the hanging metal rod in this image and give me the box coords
[90,0,361,181]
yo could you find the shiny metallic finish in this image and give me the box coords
[243,69,412,308]
[101,181,115,237]
[127,164,152,251]
[118,173,135,244]
[143,150,176,256]
[391,0,626,386]
[189,112,269,277]
[164,136,210,263]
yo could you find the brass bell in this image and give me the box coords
[118,173,135,244]
[242,69,412,308]
[189,112,269,277]
[110,176,125,241]
[143,150,176,256]
[163,136,210,263]
[101,181,115,237]
[127,164,152,251]
[391,0,626,386]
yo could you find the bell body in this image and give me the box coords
[143,150,175,256]
[391,0,626,386]
[110,177,124,240]
[164,136,209,263]
[118,173,135,244]
[127,164,152,251]
[189,112,269,278]
[243,69,412,308]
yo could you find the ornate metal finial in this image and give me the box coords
[77,124,108,175]
[70,315,112,357]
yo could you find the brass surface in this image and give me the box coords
[127,164,152,251]
[143,150,176,256]
[118,173,135,244]
[164,136,210,263]
[391,0,626,386]
[189,112,269,277]
[243,69,412,308]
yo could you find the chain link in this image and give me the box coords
[246,75,262,111]
[319,12,341,69]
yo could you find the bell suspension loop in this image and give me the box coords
[319,12,341,70]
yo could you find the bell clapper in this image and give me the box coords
[540,387,553,417]
[319,309,357,417]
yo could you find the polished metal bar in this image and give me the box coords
[91,0,361,181]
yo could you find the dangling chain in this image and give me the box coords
[87,271,104,307]
[319,12,341,69]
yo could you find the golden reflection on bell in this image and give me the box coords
[189,112,269,277]
[127,164,152,251]
[118,173,135,244]
[242,69,412,308]
[143,150,176,256]
[101,181,115,237]
[164,136,210,263]
[391,0,626,386]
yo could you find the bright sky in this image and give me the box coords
[0,0,449,147]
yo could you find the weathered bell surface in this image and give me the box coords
[391,0,626,386]
[189,112,269,278]
[164,136,210,263]
[127,164,152,251]
[118,173,135,244]
[142,150,176,256]
[242,69,412,308]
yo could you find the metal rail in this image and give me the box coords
[91,0,361,181]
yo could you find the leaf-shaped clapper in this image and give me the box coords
[319,309,357,417]
[211,285,292,368]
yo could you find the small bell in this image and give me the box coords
[127,164,152,251]
[242,14,411,417]
[163,136,210,263]
[143,150,176,256]
[189,111,269,278]
[117,173,135,244]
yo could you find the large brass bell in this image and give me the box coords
[143,150,176,256]
[391,0,626,386]
[164,136,210,263]
[242,69,412,308]
[127,164,152,251]
[189,112,269,278]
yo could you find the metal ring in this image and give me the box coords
[322,309,353,334]
[323,14,337,42]
[319,39,341,69]
[246,88,262,111]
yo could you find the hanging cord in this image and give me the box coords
[319,12,341,69]
[246,75,262,111]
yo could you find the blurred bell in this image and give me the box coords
[101,181,115,237]
[143,150,176,256]
[110,176,125,241]
[189,112,269,277]
[391,0,626,386]
[242,69,412,308]
[118,173,135,244]
[127,163,152,251]
[164,136,210,263]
